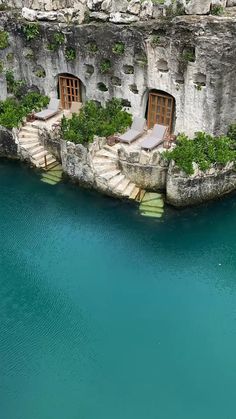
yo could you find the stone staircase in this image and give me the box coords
[18,122,57,169]
[40,162,63,185]
[92,144,145,201]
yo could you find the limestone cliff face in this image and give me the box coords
[166,161,236,207]
[0,127,18,158]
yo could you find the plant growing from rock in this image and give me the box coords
[112,42,125,55]
[0,31,9,49]
[47,32,65,51]
[163,132,236,175]
[210,5,224,16]
[87,41,98,53]
[22,24,40,41]
[150,35,160,48]
[100,59,111,74]
[65,48,76,61]
[5,70,26,98]
[0,60,4,74]
[6,52,14,62]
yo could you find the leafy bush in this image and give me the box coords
[0,92,49,129]
[61,99,132,144]
[163,132,236,175]
[65,47,76,61]
[47,32,65,51]
[112,42,125,55]
[22,24,40,41]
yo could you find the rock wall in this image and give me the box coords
[166,161,236,206]
[118,147,168,190]
[0,126,18,158]
[1,15,236,138]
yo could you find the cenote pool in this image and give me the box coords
[1,160,236,419]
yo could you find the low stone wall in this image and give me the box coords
[166,161,236,207]
[0,126,19,159]
[118,147,169,191]
[60,140,95,188]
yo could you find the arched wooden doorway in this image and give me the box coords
[147,90,175,131]
[58,74,81,109]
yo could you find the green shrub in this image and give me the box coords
[100,59,111,74]
[0,91,49,129]
[5,70,26,98]
[112,42,125,55]
[22,24,40,41]
[61,98,132,144]
[47,32,65,51]
[65,47,76,61]
[210,5,224,16]
[0,31,9,49]
[163,132,236,175]
[87,41,98,53]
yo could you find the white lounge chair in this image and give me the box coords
[118,117,146,144]
[34,98,61,121]
[140,124,169,150]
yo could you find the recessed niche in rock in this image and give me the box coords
[85,64,94,76]
[121,99,131,108]
[129,84,139,94]
[86,41,98,54]
[33,65,46,78]
[123,65,134,74]
[111,76,122,86]
[157,59,169,72]
[182,47,196,63]
[194,72,206,86]
[175,73,184,84]
[97,82,108,92]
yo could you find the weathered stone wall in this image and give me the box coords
[0,126,18,158]
[1,15,236,138]
[118,147,168,190]
[166,161,236,206]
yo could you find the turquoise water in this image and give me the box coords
[1,160,236,419]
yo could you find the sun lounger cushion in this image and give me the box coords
[141,124,168,150]
[118,117,146,144]
[119,129,143,144]
[35,98,60,120]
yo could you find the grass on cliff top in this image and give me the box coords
[61,99,132,144]
[163,131,236,175]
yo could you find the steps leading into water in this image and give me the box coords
[92,144,145,200]
[40,163,63,185]
[18,122,57,169]
[139,192,165,218]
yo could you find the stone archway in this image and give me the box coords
[146,90,175,132]
[58,73,82,109]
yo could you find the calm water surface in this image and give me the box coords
[1,160,236,419]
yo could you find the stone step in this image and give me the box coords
[123,182,136,198]
[92,157,114,166]
[25,143,42,153]
[95,164,117,174]
[21,125,39,133]
[19,133,39,139]
[44,162,61,171]
[19,139,39,145]
[103,145,119,156]
[38,155,56,167]
[41,178,58,186]
[31,147,45,158]
[142,192,162,202]
[129,186,141,200]
[140,211,163,219]
[116,178,130,195]
[140,199,164,209]
[96,150,118,160]
[140,204,164,214]
[108,173,125,189]
[100,169,121,181]
[41,172,62,182]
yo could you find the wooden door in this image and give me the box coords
[147,92,174,131]
[59,75,81,109]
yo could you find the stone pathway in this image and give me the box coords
[92,144,146,201]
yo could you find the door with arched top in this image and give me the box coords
[59,75,81,109]
[147,91,174,131]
